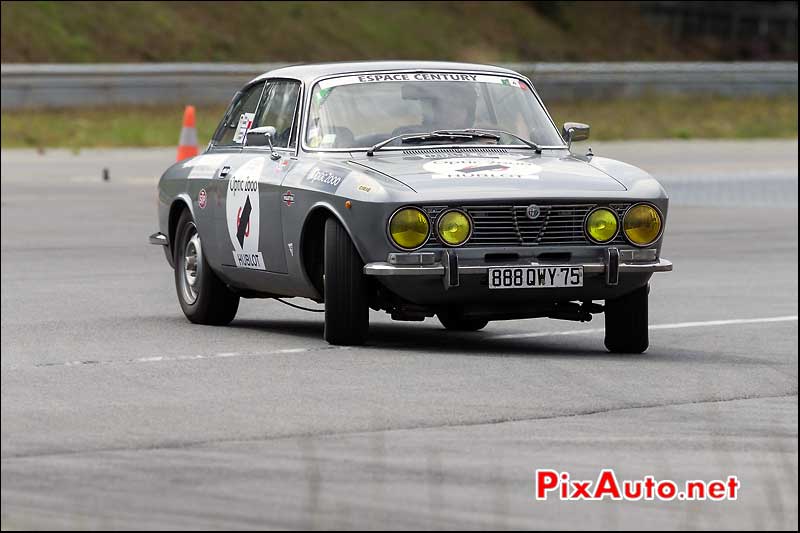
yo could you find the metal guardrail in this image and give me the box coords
[1,62,797,109]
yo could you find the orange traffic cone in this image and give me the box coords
[177,105,198,162]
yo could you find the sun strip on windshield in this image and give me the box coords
[318,72,527,90]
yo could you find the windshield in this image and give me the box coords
[305,72,565,150]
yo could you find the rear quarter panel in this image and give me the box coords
[158,153,235,269]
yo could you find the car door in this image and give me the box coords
[215,79,301,288]
[243,78,302,275]
[209,81,266,281]
[184,86,265,269]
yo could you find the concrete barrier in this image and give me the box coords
[1,62,797,109]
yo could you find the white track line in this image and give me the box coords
[26,315,797,369]
[32,346,348,369]
[490,315,798,340]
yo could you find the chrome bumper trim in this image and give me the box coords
[149,232,168,246]
[364,258,673,277]
[618,259,673,272]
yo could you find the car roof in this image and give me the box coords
[250,60,521,85]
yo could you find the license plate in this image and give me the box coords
[488,266,583,289]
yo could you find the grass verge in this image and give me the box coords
[1,1,699,63]
[550,95,798,140]
[1,96,796,149]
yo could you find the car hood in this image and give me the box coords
[349,151,627,198]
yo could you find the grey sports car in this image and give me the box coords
[150,61,672,353]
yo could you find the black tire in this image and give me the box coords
[324,217,369,345]
[604,284,649,353]
[437,312,489,332]
[173,209,239,325]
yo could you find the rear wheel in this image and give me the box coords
[604,284,649,353]
[437,312,489,332]
[324,217,369,345]
[173,209,239,325]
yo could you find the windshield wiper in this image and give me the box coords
[403,130,500,144]
[441,129,544,153]
[366,133,409,156]
[367,130,501,156]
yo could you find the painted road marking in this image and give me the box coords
[19,315,798,369]
[30,346,348,369]
[491,315,798,340]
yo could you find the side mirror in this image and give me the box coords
[562,122,590,149]
[245,126,280,159]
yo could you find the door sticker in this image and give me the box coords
[226,158,266,270]
[232,112,256,144]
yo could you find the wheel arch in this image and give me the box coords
[300,202,367,296]
[167,195,195,268]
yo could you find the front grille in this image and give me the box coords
[423,203,630,247]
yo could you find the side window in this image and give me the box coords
[252,80,301,149]
[213,81,266,146]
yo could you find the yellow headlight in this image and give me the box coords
[623,204,662,246]
[437,210,471,246]
[585,208,619,243]
[389,207,429,249]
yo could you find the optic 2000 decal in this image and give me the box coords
[226,158,265,270]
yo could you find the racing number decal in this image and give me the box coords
[236,198,252,247]
[225,158,266,270]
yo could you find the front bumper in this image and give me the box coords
[364,247,672,289]
[365,258,672,276]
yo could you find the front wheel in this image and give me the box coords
[324,217,369,345]
[173,209,239,325]
[604,284,649,353]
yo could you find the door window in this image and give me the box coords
[213,81,266,146]
[252,80,301,149]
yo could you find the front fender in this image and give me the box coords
[303,200,369,262]
[588,156,668,200]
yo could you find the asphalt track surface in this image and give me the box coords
[1,140,797,529]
